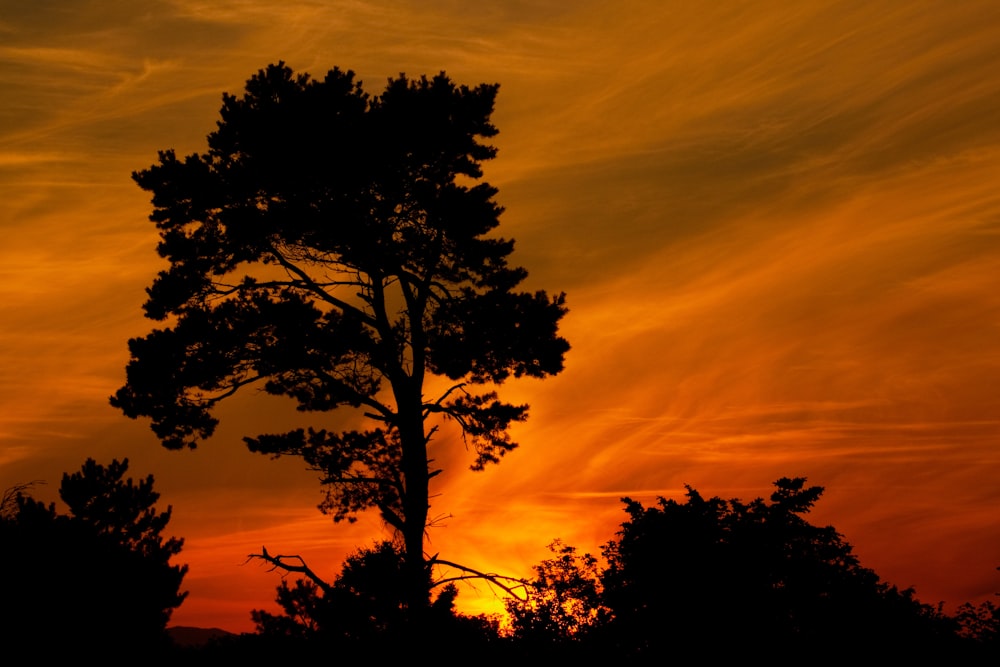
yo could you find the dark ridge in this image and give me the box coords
[167,626,235,647]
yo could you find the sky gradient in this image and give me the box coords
[2,1,999,632]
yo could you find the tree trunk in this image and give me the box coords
[397,382,431,629]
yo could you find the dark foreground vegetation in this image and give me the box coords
[3,465,996,663]
[0,459,186,660]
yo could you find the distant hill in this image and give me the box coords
[167,626,235,647]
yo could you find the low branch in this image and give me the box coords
[246,546,333,595]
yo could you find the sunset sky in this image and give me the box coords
[2,1,999,633]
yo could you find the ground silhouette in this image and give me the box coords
[6,465,992,662]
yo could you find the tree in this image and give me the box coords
[505,540,608,647]
[171,541,500,661]
[508,478,958,659]
[252,541,417,642]
[600,477,955,657]
[956,571,1000,658]
[111,62,569,620]
[251,541,495,647]
[0,459,187,655]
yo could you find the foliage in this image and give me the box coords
[59,458,185,564]
[957,595,1000,653]
[111,61,568,612]
[252,541,413,640]
[508,477,959,659]
[505,540,608,645]
[250,541,502,659]
[0,459,187,655]
[603,477,956,656]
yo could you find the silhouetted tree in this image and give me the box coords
[0,458,187,656]
[509,477,958,660]
[250,541,501,659]
[957,573,1000,660]
[505,540,608,648]
[253,541,413,641]
[602,477,955,658]
[111,62,568,622]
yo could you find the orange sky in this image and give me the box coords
[2,1,999,633]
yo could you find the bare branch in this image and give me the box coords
[431,557,530,600]
[424,382,468,416]
[1,480,44,519]
[246,546,333,595]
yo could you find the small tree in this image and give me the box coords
[251,541,501,659]
[0,459,187,654]
[252,541,415,641]
[112,62,569,619]
[505,540,608,646]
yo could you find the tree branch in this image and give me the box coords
[267,243,378,327]
[246,546,333,595]
[190,373,265,406]
[424,382,468,417]
[430,557,529,600]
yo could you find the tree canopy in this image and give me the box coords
[111,62,569,616]
[507,477,960,660]
[0,459,187,656]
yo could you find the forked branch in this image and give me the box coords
[431,557,530,601]
[247,546,333,595]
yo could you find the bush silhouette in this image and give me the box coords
[509,477,959,660]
